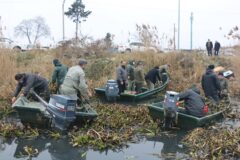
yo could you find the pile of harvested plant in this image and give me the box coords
[183,126,240,159]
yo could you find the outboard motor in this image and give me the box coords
[105,80,119,102]
[47,95,77,131]
[163,91,179,129]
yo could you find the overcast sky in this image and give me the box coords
[0,0,239,49]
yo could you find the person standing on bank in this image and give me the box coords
[214,41,221,56]
[116,61,128,94]
[145,66,161,90]
[206,39,213,56]
[60,59,92,100]
[201,65,221,105]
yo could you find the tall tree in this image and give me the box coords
[14,17,50,45]
[65,0,91,40]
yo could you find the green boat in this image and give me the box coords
[95,75,170,102]
[148,102,227,129]
[12,96,98,126]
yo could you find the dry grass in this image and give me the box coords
[0,48,240,101]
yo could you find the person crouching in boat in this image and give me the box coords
[12,73,50,103]
[145,66,161,90]
[178,86,206,118]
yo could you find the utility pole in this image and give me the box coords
[190,12,194,50]
[173,24,176,50]
[62,0,66,40]
[0,16,3,38]
[178,0,180,50]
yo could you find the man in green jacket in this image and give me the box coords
[134,61,145,93]
[51,59,68,92]
[127,60,135,92]
[218,71,229,98]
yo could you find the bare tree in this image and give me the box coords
[225,26,240,40]
[14,16,50,45]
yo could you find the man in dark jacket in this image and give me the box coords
[51,59,68,92]
[179,87,206,117]
[201,65,221,105]
[116,61,128,94]
[12,73,50,103]
[214,41,221,56]
[145,66,161,90]
[206,39,213,56]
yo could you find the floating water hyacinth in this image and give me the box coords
[183,126,240,159]
[69,103,160,150]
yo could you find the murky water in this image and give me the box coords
[1,97,239,160]
[0,131,188,160]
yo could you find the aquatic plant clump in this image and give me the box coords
[183,127,240,159]
[69,103,160,150]
[205,97,231,114]
[0,122,39,139]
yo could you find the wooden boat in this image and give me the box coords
[148,102,227,129]
[95,75,170,102]
[12,96,98,126]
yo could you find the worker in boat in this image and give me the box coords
[134,61,145,94]
[201,65,221,105]
[158,64,169,83]
[12,73,50,103]
[218,71,229,99]
[50,59,68,93]
[116,61,128,94]
[145,66,161,90]
[126,60,135,92]
[178,86,206,117]
[59,59,92,101]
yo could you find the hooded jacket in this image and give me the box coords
[179,88,206,117]
[201,69,221,97]
[51,60,68,87]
